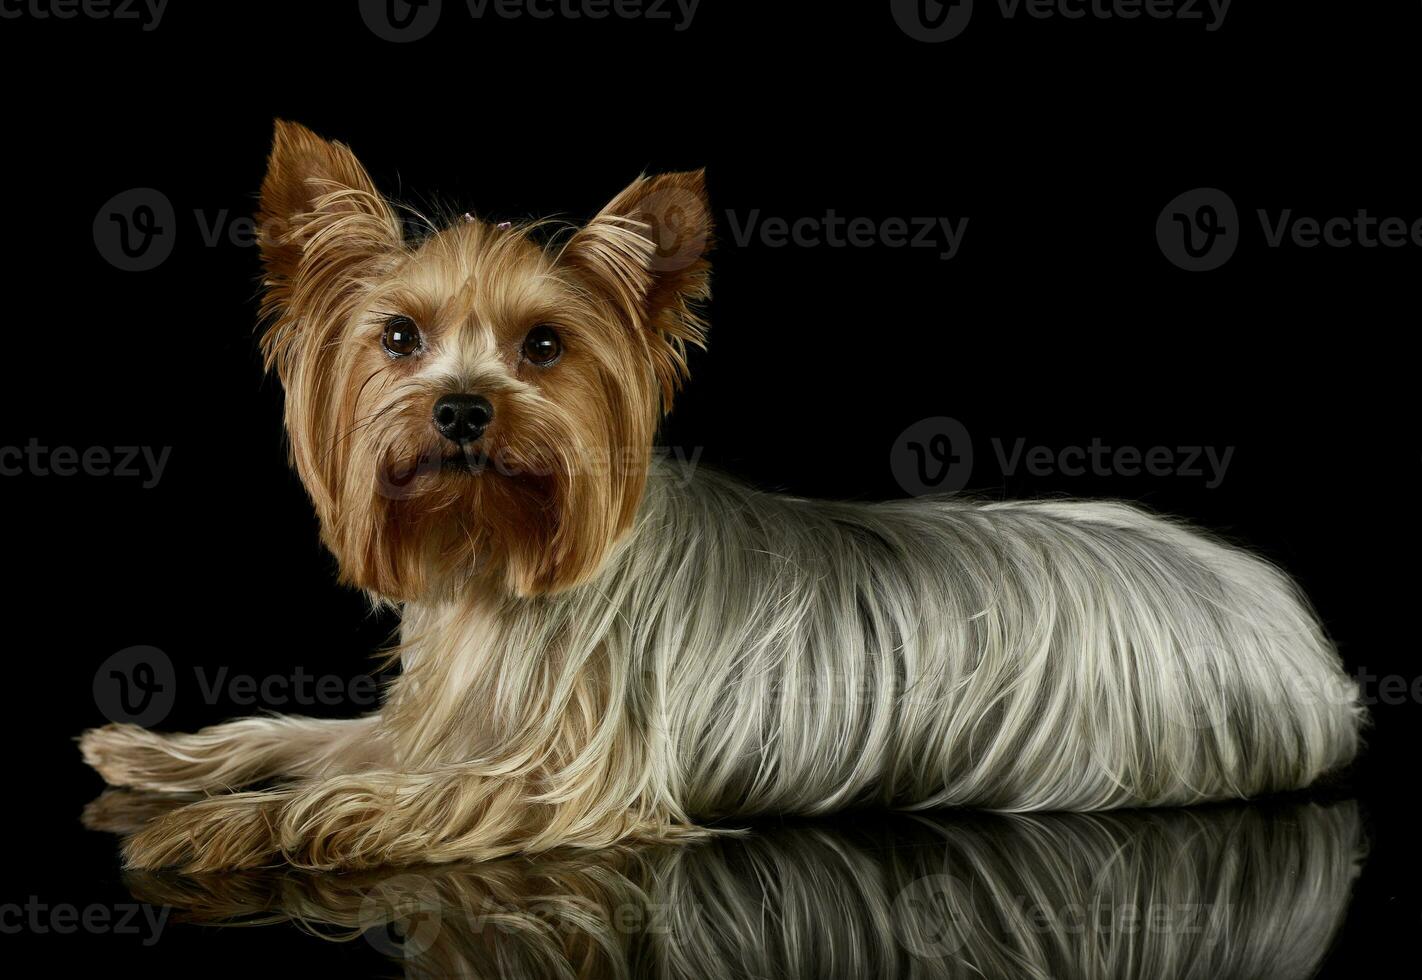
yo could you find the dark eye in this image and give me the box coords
[522,324,562,366]
[382,316,421,357]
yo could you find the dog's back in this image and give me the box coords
[597,459,1363,816]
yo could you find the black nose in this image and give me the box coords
[433,394,494,444]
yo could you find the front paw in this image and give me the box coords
[80,723,160,789]
[79,723,217,793]
[122,793,286,872]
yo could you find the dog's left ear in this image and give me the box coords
[561,170,713,404]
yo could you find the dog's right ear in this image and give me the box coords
[256,120,402,368]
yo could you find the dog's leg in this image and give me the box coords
[80,715,386,793]
[121,765,702,872]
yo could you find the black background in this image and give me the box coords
[2,1,1417,974]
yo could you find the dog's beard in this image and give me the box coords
[343,429,562,601]
[328,395,636,600]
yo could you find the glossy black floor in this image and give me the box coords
[8,770,1409,976]
[4,2,1419,976]
[44,790,1380,977]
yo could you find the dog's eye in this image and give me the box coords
[382,316,421,357]
[522,325,562,366]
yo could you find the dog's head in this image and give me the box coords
[256,121,710,601]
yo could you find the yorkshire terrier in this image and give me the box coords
[81,121,1363,872]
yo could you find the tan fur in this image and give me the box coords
[81,716,384,793]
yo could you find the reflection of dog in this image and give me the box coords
[111,797,1363,979]
[82,121,1362,872]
